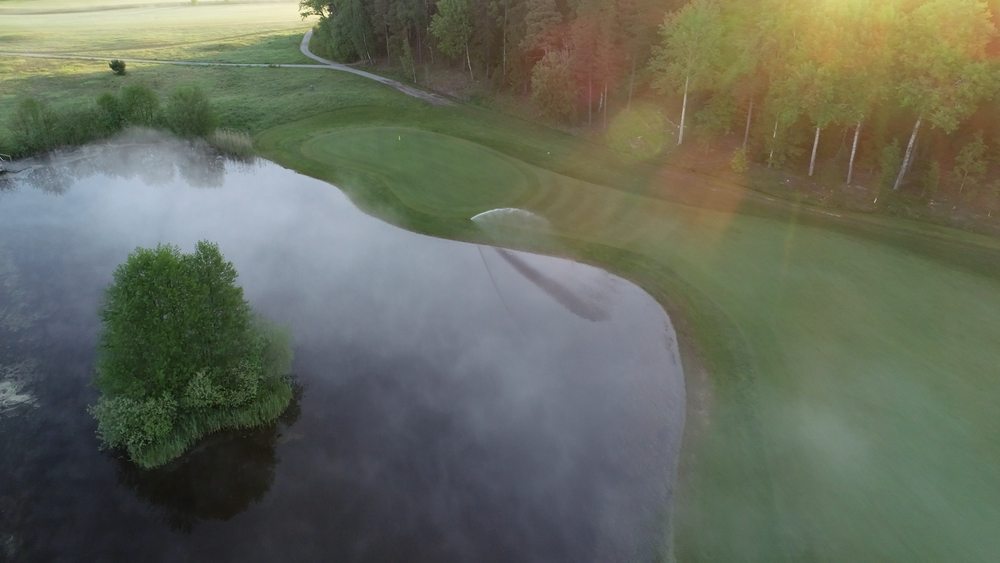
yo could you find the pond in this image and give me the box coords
[0,134,684,562]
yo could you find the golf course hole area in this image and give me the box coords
[300,127,538,217]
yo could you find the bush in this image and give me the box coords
[165,85,216,137]
[92,241,293,468]
[109,59,127,75]
[96,91,124,131]
[54,107,105,146]
[730,148,749,174]
[120,84,160,126]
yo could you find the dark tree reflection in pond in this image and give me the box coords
[0,135,685,563]
[115,384,302,532]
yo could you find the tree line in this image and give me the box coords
[303,0,1000,198]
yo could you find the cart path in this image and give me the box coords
[0,29,451,106]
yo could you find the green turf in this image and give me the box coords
[4,3,1000,561]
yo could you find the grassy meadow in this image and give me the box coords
[4,2,1000,561]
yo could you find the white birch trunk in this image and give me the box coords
[743,98,754,150]
[768,119,778,167]
[678,75,689,145]
[847,120,861,185]
[627,57,636,109]
[588,77,593,126]
[502,1,508,79]
[809,126,821,177]
[603,81,609,129]
[465,43,474,81]
[893,116,922,191]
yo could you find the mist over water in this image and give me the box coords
[0,136,685,562]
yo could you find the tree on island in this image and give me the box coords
[90,241,293,469]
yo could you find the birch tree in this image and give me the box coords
[430,0,475,79]
[826,0,894,184]
[648,0,724,145]
[892,0,997,190]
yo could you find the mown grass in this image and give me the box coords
[4,3,1000,561]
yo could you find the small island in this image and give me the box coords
[90,241,293,468]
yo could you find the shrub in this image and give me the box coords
[399,37,417,83]
[120,84,160,126]
[953,132,987,195]
[109,59,127,75]
[165,85,216,137]
[91,394,177,454]
[730,148,749,174]
[96,91,124,131]
[92,241,293,468]
[54,107,105,146]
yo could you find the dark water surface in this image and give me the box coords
[0,137,684,562]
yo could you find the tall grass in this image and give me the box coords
[208,129,255,159]
[133,375,293,469]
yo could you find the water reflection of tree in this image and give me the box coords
[19,135,238,195]
[115,383,302,532]
[23,166,72,195]
[493,249,609,321]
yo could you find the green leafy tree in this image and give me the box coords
[953,132,988,194]
[298,0,333,18]
[648,0,725,145]
[9,98,57,155]
[92,242,293,468]
[109,59,127,75]
[616,0,672,108]
[96,92,124,131]
[832,0,895,184]
[430,0,475,79]
[531,49,574,121]
[400,34,417,82]
[892,0,997,190]
[165,85,216,137]
[120,84,160,126]
[521,0,562,57]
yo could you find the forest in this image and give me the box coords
[302,0,1000,202]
